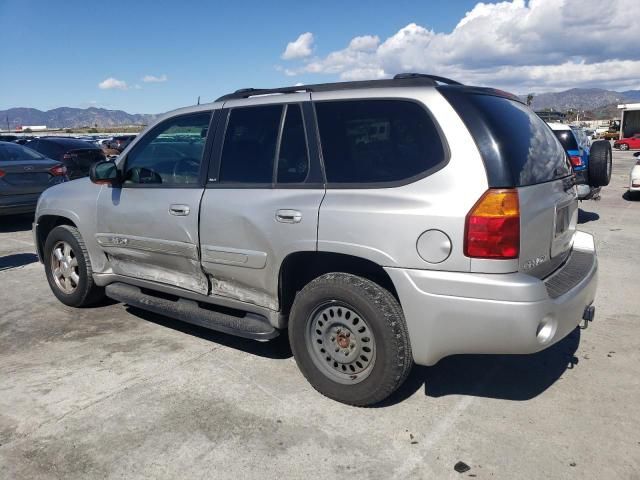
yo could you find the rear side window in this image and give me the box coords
[315,100,446,184]
[219,105,282,184]
[277,105,309,183]
[553,130,579,151]
[441,90,571,186]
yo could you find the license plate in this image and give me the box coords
[555,205,570,238]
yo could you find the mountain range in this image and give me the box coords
[0,107,158,130]
[2,87,640,129]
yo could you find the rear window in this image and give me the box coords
[441,90,571,187]
[0,143,45,161]
[553,130,579,151]
[315,100,446,184]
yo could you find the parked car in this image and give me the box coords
[33,74,598,406]
[107,135,136,152]
[14,136,35,145]
[0,141,67,216]
[630,152,640,196]
[27,137,106,179]
[0,135,18,143]
[613,134,640,151]
[548,122,611,199]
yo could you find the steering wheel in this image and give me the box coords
[172,157,200,183]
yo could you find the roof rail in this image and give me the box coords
[215,74,452,102]
[393,73,463,85]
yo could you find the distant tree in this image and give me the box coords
[88,128,98,134]
[94,123,98,128]
[526,93,534,107]
[65,128,73,133]
[23,128,32,133]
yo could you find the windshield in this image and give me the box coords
[0,143,46,162]
[553,130,579,151]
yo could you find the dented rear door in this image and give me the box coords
[198,95,324,311]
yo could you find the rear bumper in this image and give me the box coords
[386,231,598,366]
[0,194,39,216]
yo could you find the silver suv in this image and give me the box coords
[33,74,598,406]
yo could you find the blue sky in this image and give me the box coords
[1,0,637,114]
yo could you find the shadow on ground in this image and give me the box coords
[126,306,293,360]
[127,303,581,404]
[0,253,38,271]
[381,327,581,405]
[622,191,639,202]
[578,209,599,224]
[0,214,34,233]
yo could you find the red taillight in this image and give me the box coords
[49,165,67,176]
[0,169,5,178]
[569,155,582,167]
[464,189,520,259]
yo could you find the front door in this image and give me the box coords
[96,110,216,294]
[199,96,325,310]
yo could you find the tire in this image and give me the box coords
[44,225,105,307]
[288,273,412,406]
[588,140,612,187]
[620,143,629,151]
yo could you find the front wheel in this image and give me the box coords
[289,273,413,406]
[44,225,105,307]
[620,143,629,151]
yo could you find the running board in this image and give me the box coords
[105,282,279,341]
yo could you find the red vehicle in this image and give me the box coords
[614,134,640,151]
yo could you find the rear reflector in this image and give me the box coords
[569,155,582,167]
[49,165,67,176]
[464,189,520,259]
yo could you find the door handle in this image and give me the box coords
[276,209,302,223]
[169,204,190,216]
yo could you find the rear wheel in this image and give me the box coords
[620,143,629,151]
[289,273,412,406]
[44,225,104,307]
[588,140,612,187]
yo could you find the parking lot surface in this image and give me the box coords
[1,150,639,479]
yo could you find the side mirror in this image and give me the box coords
[90,160,120,186]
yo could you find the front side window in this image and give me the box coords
[219,105,282,184]
[124,112,211,185]
[315,100,446,184]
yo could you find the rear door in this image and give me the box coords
[198,94,324,310]
[96,110,216,294]
[441,91,576,278]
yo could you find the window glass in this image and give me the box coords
[0,143,45,161]
[315,100,445,184]
[277,105,309,183]
[124,112,211,185]
[553,130,579,151]
[219,105,282,183]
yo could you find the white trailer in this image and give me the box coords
[617,103,640,140]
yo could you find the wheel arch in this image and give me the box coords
[278,251,399,319]
[35,214,78,262]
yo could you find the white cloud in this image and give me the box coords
[280,0,640,91]
[281,32,314,60]
[98,77,128,90]
[142,74,168,83]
